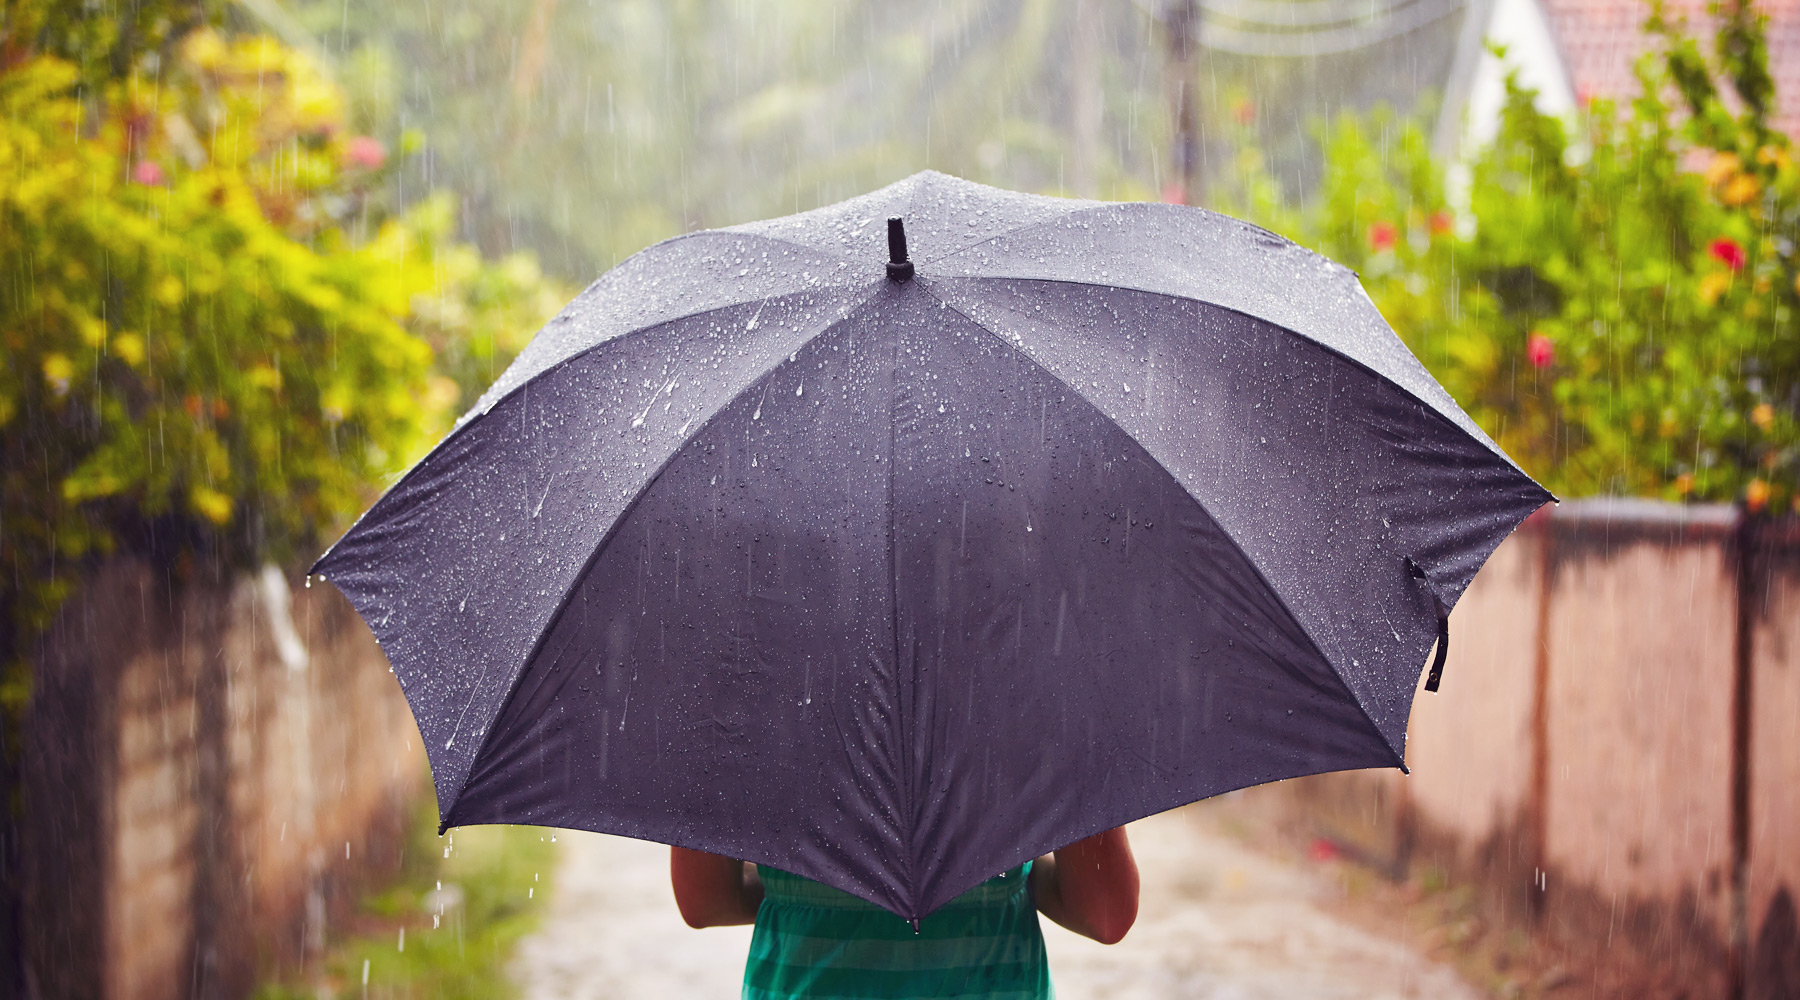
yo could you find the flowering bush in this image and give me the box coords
[0,7,567,704]
[1225,0,1798,511]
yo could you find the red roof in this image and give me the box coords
[1538,0,1800,137]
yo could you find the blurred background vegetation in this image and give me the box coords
[4,0,1798,992]
[5,0,1797,737]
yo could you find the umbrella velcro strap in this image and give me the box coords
[1405,557,1452,693]
[1424,614,1449,692]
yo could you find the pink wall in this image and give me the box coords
[25,561,423,1000]
[1540,532,1737,935]
[1301,502,1797,997]
[1404,529,1542,846]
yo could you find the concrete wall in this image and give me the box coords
[1291,501,1799,999]
[24,560,422,1000]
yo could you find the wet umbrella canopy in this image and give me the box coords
[314,171,1551,922]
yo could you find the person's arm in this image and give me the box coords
[1030,826,1139,944]
[670,847,765,928]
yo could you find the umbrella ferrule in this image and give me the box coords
[886,217,915,281]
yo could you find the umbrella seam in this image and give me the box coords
[881,285,920,919]
[310,283,874,574]
[918,282,1408,770]
[437,284,892,819]
[919,199,1310,268]
[927,274,1535,481]
[705,225,863,264]
[450,226,868,434]
[894,174,926,919]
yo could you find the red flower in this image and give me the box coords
[1367,220,1398,252]
[1526,332,1555,369]
[1710,236,1747,271]
[131,160,165,186]
[344,136,387,170]
[1232,99,1256,126]
[1308,838,1341,863]
[1428,210,1454,236]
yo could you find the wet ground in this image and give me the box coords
[512,802,1480,999]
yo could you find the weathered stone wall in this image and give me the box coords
[23,560,422,1000]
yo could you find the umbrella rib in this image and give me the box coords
[930,273,1523,477]
[914,201,1103,266]
[311,284,872,574]
[918,284,1407,768]
[918,200,1290,267]
[444,285,894,822]
[450,226,871,434]
[707,225,862,264]
[882,288,919,911]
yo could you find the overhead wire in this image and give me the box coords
[1133,0,1473,58]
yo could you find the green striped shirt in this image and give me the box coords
[742,863,1051,1000]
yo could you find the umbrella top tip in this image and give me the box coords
[886,217,914,281]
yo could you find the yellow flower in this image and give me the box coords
[1700,271,1734,305]
[1752,403,1776,431]
[41,353,73,397]
[1721,172,1762,206]
[154,275,184,307]
[189,485,235,525]
[1746,478,1771,513]
[247,364,282,391]
[182,29,228,71]
[113,333,145,367]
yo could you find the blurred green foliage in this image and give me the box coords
[1222,0,1799,510]
[0,1,568,712]
[254,799,556,1000]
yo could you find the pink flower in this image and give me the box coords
[131,159,165,186]
[1367,220,1397,252]
[1709,236,1747,271]
[1231,99,1256,126]
[344,136,387,170]
[1526,332,1555,369]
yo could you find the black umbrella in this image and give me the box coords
[314,171,1550,922]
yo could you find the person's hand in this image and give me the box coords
[1030,826,1139,944]
[670,847,765,927]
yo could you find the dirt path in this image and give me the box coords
[512,803,1480,999]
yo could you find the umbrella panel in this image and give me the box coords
[448,282,1396,919]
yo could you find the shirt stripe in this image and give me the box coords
[741,863,1052,1000]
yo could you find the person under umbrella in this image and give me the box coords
[673,827,1137,999]
[313,172,1549,998]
